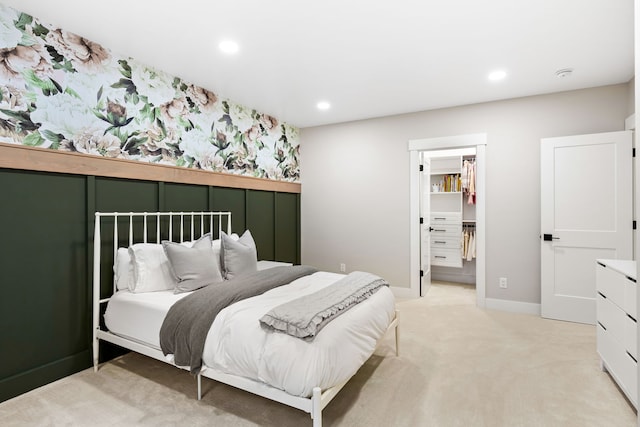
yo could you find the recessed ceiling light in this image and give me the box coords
[488,70,507,81]
[317,101,331,110]
[219,40,239,54]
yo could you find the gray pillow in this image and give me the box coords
[162,233,224,293]
[220,230,257,280]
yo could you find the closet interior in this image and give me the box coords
[426,149,477,286]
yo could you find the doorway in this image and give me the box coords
[408,133,487,307]
[423,147,478,292]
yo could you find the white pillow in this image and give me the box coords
[128,243,177,293]
[114,248,133,291]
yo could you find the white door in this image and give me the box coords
[421,155,432,296]
[541,130,632,324]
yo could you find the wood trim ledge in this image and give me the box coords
[0,142,301,193]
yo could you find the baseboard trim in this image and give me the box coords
[485,298,541,316]
[0,350,91,403]
[390,286,416,299]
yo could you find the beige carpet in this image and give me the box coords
[0,282,636,426]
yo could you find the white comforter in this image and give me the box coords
[105,270,396,398]
[202,271,395,397]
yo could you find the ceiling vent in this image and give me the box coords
[555,68,573,78]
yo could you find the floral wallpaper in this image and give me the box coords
[0,4,300,182]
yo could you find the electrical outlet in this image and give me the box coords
[499,277,508,288]
[340,263,346,272]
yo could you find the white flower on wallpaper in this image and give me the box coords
[179,128,222,171]
[228,104,254,133]
[130,64,177,108]
[30,91,102,147]
[0,6,21,49]
[0,4,300,182]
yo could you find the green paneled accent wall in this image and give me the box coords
[210,187,247,232]
[163,183,209,213]
[0,169,300,403]
[275,192,299,263]
[95,178,160,213]
[0,170,88,402]
[246,190,276,261]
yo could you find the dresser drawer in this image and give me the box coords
[598,322,638,407]
[431,248,462,268]
[430,224,461,238]
[430,212,461,224]
[625,278,637,319]
[430,237,460,250]
[597,292,626,345]
[620,349,638,406]
[596,262,626,309]
[625,313,637,359]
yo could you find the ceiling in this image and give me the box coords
[2,0,634,128]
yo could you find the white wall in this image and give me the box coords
[300,83,630,304]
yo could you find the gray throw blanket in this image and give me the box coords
[260,271,389,340]
[160,265,318,374]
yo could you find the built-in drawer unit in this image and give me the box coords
[430,237,460,250]
[430,212,462,224]
[431,248,462,268]
[429,211,462,268]
[595,259,637,408]
[430,224,461,238]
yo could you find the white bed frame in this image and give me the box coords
[92,211,399,427]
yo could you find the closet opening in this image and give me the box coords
[408,133,486,308]
[422,148,477,292]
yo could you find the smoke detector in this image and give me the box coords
[555,68,573,78]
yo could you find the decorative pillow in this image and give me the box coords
[128,243,177,293]
[114,247,133,291]
[220,230,257,280]
[163,234,224,293]
[212,233,239,263]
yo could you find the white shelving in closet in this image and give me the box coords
[429,155,477,276]
[430,156,463,268]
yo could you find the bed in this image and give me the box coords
[92,211,399,427]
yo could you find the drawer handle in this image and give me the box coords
[597,321,607,331]
[433,229,446,232]
[434,217,446,220]
[597,291,606,299]
[628,313,637,323]
[627,351,637,363]
[433,241,447,244]
[434,256,447,259]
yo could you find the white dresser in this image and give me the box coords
[595,258,637,407]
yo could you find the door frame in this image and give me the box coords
[408,133,487,307]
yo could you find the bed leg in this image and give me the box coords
[394,310,400,357]
[197,374,202,401]
[311,387,322,427]
[92,335,99,372]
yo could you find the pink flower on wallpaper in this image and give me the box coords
[0,44,50,80]
[45,29,111,74]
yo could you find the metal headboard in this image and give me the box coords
[92,211,232,352]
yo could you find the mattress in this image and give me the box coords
[104,269,395,397]
[104,261,289,348]
[104,289,187,349]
